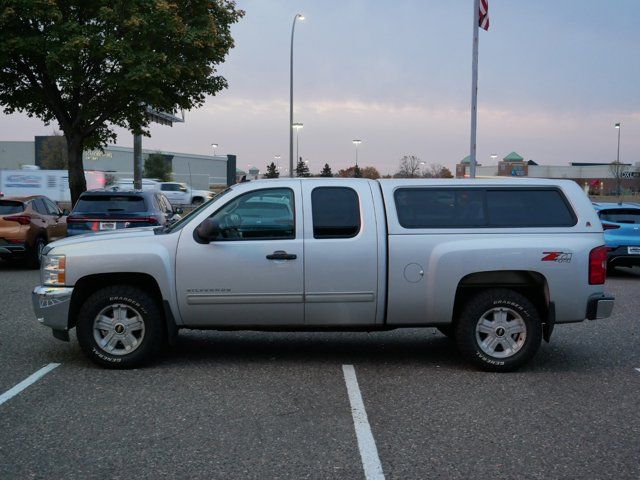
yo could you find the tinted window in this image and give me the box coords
[395,189,485,228]
[599,209,640,224]
[486,190,575,227]
[209,188,294,240]
[43,198,60,215]
[74,195,147,213]
[161,183,182,192]
[394,188,575,228]
[33,198,48,215]
[0,200,24,215]
[312,187,360,238]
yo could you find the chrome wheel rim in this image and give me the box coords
[475,307,526,358]
[93,304,146,356]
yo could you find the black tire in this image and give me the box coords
[191,197,204,205]
[28,237,46,269]
[455,288,542,372]
[76,286,166,368]
[436,325,454,339]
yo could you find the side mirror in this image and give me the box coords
[174,207,184,215]
[194,218,221,244]
[61,209,70,216]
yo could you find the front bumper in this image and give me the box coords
[586,293,615,320]
[32,286,74,337]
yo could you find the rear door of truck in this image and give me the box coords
[301,179,386,326]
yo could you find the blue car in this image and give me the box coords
[67,190,181,236]
[593,202,640,269]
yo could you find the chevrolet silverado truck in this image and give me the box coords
[32,178,614,371]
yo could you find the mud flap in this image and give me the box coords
[163,300,179,346]
[542,302,555,343]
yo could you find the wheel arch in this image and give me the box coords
[452,270,550,327]
[69,272,164,330]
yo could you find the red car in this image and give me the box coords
[0,195,68,267]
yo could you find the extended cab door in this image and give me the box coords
[301,180,384,326]
[175,182,304,326]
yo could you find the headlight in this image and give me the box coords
[42,255,66,286]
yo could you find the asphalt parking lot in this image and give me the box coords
[1,263,639,479]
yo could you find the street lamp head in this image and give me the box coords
[297,13,305,21]
[352,139,362,145]
[292,122,304,130]
[615,123,621,129]
[211,143,218,148]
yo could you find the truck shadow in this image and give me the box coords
[158,329,605,373]
[164,329,462,368]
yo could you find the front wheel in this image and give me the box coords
[455,289,542,372]
[76,286,165,368]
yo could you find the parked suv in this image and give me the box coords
[593,202,640,270]
[0,195,68,267]
[66,190,181,236]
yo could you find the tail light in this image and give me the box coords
[2,215,31,225]
[602,223,620,230]
[589,245,608,285]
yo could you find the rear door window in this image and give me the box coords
[0,200,24,215]
[32,198,49,215]
[311,187,361,238]
[73,195,147,213]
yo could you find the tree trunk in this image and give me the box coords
[66,134,87,206]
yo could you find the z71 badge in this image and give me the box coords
[541,252,572,263]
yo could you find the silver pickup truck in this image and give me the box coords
[32,178,614,371]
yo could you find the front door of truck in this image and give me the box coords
[301,181,380,326]
[175,183,304,327]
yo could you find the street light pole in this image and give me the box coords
[352,139,362,167]
[289,13,305,178]
[615,122,621,163]
[615,122,621,196]
[293,123,303,167]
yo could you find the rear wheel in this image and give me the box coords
[455,289,542,372]
[76,286,165,368]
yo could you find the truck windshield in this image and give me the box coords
[160,187,232,233]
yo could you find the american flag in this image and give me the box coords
[479,0,490,30]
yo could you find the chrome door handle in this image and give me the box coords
[266,250,297,260]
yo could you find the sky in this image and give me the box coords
[1,0,639,176]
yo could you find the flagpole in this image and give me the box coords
[469,0,480,179]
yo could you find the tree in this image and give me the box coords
[0,1,243,204]
[143,153,172,181]
[295,157,310,177]
[361,166,380,179]
[40,132,68,169]
[264,162,279,178]
[338,166,361,178]
[423,163,454,178]
[104,173,117,187]
[395,155,423,178]
[609,161,628,196]
[319,163,333,177]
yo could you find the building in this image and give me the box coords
[456,151,640,195]
[0,136,236,189]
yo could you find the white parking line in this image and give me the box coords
[342,364,385,480]
[0,363,60,407]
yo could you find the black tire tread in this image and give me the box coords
[455,288,542,372]
[76,285,165,369]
